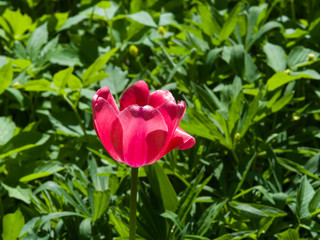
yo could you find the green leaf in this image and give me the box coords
[53,67,74,93]
[294,69,320,80]
[197,1,220,37]
[100,65,128,94]
[0,9,32,36]
[296,176,315,220]
[246,21,282,51]
[128,11,157,27]
[79,218,92,239]
[2,183,32,204]
[263,42,287,72]
[277,229,300,240]
[59,14,87,31]
[0,62,13,95]
[2,209,25,240]
[219,3,242,42]
[230,202,268,218]
[266,72,300,91]
[82,47,119,87]
[309,188,320,213]
[93,190,110,221]
[276,157,320,181]
[214,230,257,240]
[0,132,50,161]
[145,162,178,212]
[177,168,212,224]
[196,200,227,236]
[26,23,48,62]
[18,79,54,91]
[287,46,319,68]
[20,161,65,182]
[0,117,15,145]
[271,93,293,112]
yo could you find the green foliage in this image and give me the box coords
[0,0,320,239]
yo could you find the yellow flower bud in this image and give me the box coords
[233,133,240,145]
[158,26,165,36]
[284,69,291,74]
[12,82,21,87]
[292,115,300,121]
[308,53,315,61]
[129,45,139,57]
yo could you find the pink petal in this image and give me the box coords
[92,88,121,162]
[157,100,186,140]
[119,81,149,111]
[110,105,168,167]
[93,86,119,113]
[149,90,176,108]
[163,127,196,155]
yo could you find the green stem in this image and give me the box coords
[130,167,139,240]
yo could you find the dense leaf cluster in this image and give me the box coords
[1,0,320,239]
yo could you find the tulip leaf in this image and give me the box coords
[1,209,25,240]
[145,162,178,212]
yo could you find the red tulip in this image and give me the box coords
[92,80,195,167]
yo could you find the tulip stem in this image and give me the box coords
[129,167,139,240]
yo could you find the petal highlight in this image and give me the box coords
[149,90,175,108]
[119,80,149,111]
[110,105,168,167]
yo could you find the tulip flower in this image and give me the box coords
[92,80,195,240]
[92,80,195,167]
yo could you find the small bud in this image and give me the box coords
[234,133,240,144]
[12,82,21,87]
[129,45,139,57]
[292,115,300,121]
[308,53,315,61]
[158,26,165,36]
[284,69,291,74]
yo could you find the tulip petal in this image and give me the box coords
[120,80,149,111]
[163,126,196,155]
[157,100,186,139]
[93,86,119,113]
[92,88,121,162]
[149,90,175,108]
[110,105,168,167]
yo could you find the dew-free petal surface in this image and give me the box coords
[120,80,149,111]
[164,126,195,155]
[93,86,119,113]
[110,105,168,167]
[93,96,121,162]
[149,90,175,108]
